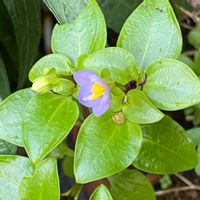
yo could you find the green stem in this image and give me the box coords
[63,183,83,199]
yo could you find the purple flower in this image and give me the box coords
[73,70,111,117]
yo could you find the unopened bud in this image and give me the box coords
[31,71,59,93]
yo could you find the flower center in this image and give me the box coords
[89,82,105,100]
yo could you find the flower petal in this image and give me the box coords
[79,85,100,108]
[73,70,94,85]
[92,92,111,117]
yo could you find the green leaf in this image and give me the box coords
[19,158,60,200]
[51,0,106,64]
[187,128,200,175]
[29,54,73,82]
[0,55,10,99]
[133,116,197,174]
[117,0,182,71]
[178,54,196,72]
[90,185,113,200]
[187,128,200,146]
[194,48,200,75]
[43,0,89,24]
[3,0,41,88]
[82,47,138,85]
[98,0,142,33]
[188,23,200,50]
[22,92,79,163]
[0,155,33,200]
[109,169,156,200]
[0,88,35,146]
[195,146,200,175]
[63,156,74,177]
[160,175,172,189]
[123,89,164,124]
[143,59,200,110]
[0,140,17,155]
[74,112,142,183]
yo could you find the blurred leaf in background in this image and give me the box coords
[0,0,41,90]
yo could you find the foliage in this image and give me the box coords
[0,0,199,199]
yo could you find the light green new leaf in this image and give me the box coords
[0,88,35,146]
[123,89,164,124]
[43,0,88,24]
[19,158,60,200]
[143,59,200,110]
[117,0,182,71]
[22,92,79,163]
[3,0,41,88]
[0,140,17,155]
[188,23,200,50]
[90,185,113,200]
[0,56,10,99]
[109,169,156,200]
[133,116,197,174]
[0,155,33,200]
[82,47,138,85]
[29,54,73,82]
[51,0,106,64]
[74,112,142,183]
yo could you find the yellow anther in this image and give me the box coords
[89,82,105,100]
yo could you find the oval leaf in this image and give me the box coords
[22,93,79,163]
[0,88,35,146]
[29,54,73,82]
[0,140,17,155]
[117,0,182,71]
[133,116,197,174]
[19,158,60,200]
[0,155,33,200]
[90,185,113,200]
[43,0,89,24]
[82,47,137,85]
[51,0,106,64]
[74,112,142,183]
[123,89,164,124]
[109,169,156,200]
[143,59,200,110]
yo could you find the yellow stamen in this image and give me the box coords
[89,83,105,100]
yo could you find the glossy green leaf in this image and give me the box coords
[19,158,60,200]
[0,88,35,146]
[143,59,200,110]
[98,0,142,33]
[0,155,33,200]
[51,0,106,64]
[29,54,73,82]
[0,55,10,99]
[74,112,142,183]
[43,0,89,24]
[90,185,113,200]
[0,140,17,155]
[109,169,156,200]
[133,116,197,174]
[82,47,137,85]
[117,0,182,71]
[188,23,200,50]
[22,92,79,163]
[123,89,164,124]
[3,0,41,88]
